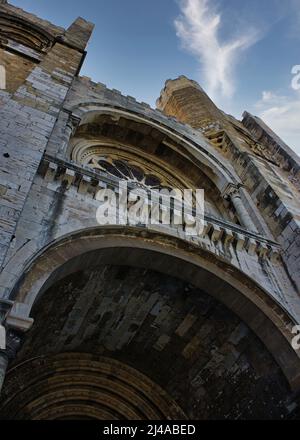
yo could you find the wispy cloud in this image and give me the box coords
[255,89,300,154]
[174,0,260,99]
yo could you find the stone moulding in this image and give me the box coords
[3,227,300,390]
[38,156,282,264]
[0,11,54,54]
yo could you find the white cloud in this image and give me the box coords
[256,90,300,155]
[257,90,289,106]
[261,91,279,103]
[262,91,273,102]
[174,0,260,99]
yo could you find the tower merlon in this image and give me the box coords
[63,17,95,52]
[156,76,227,131]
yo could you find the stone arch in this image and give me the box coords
[68,104,238,192]
[5,226,300,391]
[0,11,54,52]
[63,104,266,230]
[0,354,186,420]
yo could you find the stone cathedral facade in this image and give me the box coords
[0,0,299,420]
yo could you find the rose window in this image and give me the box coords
[88,156,173,191]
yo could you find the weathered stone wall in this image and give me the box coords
[241,112,300,292]
[0,48,35,93]
[2,266,293,420]
[0,1,93,269]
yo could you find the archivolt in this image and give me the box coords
[0,354,186,420]
[6,226,300,391]
[68,104,239,193]
[0,11,54,53]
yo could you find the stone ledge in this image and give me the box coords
[38,156,282,264]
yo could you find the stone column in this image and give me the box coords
[0,300,20,394]
[0,329,22,394]
[224,185,257,232]
[0,351,8,392]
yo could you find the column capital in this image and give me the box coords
[223,184,257,232]
[222,183,241,200]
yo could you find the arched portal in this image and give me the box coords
[1,261,297,419]
[4,226,300,406]
[0,354,186,420]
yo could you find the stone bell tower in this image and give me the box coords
[157,75,300,295]
[156,75,227,132]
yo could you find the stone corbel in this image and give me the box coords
[44,162,58,182]
[223,228,234,247]
[62,168,75,189]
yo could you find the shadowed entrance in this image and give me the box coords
[0,265,293,420]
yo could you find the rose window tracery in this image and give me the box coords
[70,141,228,219]
[71,141,194,192]
[88,156,173,191]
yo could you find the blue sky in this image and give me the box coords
[10,0,300,154]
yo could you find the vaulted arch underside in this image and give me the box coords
[0,264,294,420]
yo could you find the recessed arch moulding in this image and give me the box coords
[3,227,300,392]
